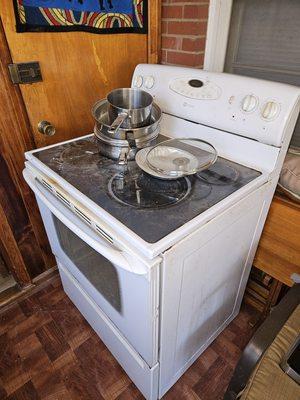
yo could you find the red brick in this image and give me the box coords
[167,20,207,35]
[162,5,183,19]
[162,20,168,34]
[160,1,209,67]
[161,49,167,63]
[184,4,209,19]
[162,36,182,50]
[182,37,206,52]
[166,51,204,67]
[170,0,209,3]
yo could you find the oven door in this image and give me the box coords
[24,171,159,367]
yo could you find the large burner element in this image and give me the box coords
[108,172,192,208]
[51,140,100,170]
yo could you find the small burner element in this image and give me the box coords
[197,162,239,185]
[51,140,100,169]
[108,172,192,208]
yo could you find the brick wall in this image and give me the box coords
[161,1,210,68]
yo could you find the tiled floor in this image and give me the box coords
[0,276,258,400]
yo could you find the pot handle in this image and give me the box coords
[108,112,128,134]
[126,131,136,149]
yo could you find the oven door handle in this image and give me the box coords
[23,169,148,275]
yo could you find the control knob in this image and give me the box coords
[144,76,155,89]
[133,75,143,88]
[241,94,258,112]
[261,101,280,120]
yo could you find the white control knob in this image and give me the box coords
[241,94,258,112]
[144,76,155,89]
[133,75,143,88]
[261,101,280,120]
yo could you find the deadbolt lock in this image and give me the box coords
[8,62,42,84]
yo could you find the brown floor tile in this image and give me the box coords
[76,344,130,399]
[5,381,39,400]
[22,348,52,380]
[0,333,31,396]
[163,382,200,400]
[193,357,233,400]
[18,297,41,318]
[62,364,104,400]
[50,298,93,350]
[1,364,30,397]
[31,367,67,400]
[211,335,242,368]
[17,334,42,359]
[0,305,26,336]
[7,312,52,344]
[52,349,78,375]
[0,378,7,400]
[37,286,66,311]
[0,276,258,400]
[116,383,144,400]
[35,320,70,362]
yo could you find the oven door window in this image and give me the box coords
[54,216,122,312]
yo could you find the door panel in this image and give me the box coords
[0,2,153,147]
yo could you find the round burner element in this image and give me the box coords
[197,162,239,185]
[108,172,191,209]
[51,140,100,169]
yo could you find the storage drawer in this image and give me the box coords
[58,262,159,400]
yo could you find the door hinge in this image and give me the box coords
[8,61,42,84]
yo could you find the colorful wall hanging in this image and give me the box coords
[13,0,147,34]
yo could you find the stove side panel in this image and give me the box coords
[158,181,273,398]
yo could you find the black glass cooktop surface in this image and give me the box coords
[32,135,261,243]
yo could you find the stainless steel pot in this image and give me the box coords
[92,99,162,141]
[107,88,153,131]
[94,129,159,162]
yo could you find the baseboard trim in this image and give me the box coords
[0,265,59,312]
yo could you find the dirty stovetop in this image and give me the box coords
[31,135,261,243]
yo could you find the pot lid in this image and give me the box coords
[145,138,217,179]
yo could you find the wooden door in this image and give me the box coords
[0,1,160,148]
[0,2,160,290]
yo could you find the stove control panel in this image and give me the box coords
[169,78,221,100]
[132,64,300,147]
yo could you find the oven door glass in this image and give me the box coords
[54,215,122,312]
[34,181,159,366]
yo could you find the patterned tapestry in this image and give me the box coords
[13,0,148,34]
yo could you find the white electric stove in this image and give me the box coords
[23,64,300,399]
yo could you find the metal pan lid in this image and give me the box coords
[145,138,217,179]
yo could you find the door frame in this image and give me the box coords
[204,0,233,72]
[148,0,162,64]
[0,18,55,285]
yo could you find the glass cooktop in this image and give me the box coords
[32,135,261,243]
